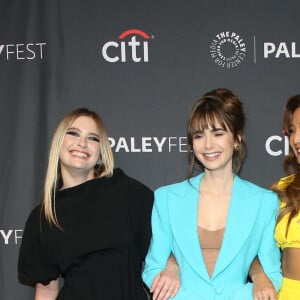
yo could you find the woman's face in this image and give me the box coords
[192,120,237,174]
[59,116,101,180]
[289,107,300,164]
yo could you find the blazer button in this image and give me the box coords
[215,287,223,294]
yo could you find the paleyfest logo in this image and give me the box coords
[0,42,46,60]
[102,29,151,63]
[210,31,246,69]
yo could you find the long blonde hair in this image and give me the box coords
[42,108,114,228]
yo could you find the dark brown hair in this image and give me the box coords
[273,95,300,236]
[187,88,246,176]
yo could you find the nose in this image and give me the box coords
[204,135,213,149]
[77,136,87,148]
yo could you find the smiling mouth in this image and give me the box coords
[70,150,89,158]
[203,152,220,158]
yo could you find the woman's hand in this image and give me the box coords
[249,256,277,300]
[150,255,180,300]
[252,272,277,300]
[35,279,59,300]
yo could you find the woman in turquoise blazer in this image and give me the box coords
[143,88,282,300]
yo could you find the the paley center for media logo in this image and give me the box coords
[209,31,300,68]
[210,31,246,69]
[102,29,152,63]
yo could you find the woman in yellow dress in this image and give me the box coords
[271,95,300,300]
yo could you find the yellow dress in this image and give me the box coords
[274,174,300,300]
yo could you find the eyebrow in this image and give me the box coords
[193,127,225,134]
[211,127,225,131]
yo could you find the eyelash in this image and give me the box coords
[66,131,100,142]
[286,129,295,136]
[192,133,200,138]
[193,132,224,139]
[214,132,224,137]
[66,130,79,137]
[88,136,100,142]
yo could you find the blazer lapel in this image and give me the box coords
[212,176,262,278]
[168,174,211,282]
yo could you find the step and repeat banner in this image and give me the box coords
[1,0,300,298]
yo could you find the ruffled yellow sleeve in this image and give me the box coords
[276,174,295,191]
[274,174,300,250]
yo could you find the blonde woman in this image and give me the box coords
[18,108,177,300]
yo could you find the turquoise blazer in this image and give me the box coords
[143,173,282,300]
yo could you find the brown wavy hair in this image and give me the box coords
[187,88,247,177]
[272,95,300,236]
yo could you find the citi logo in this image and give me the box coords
[265,134,289,156]
[102,29,151,63]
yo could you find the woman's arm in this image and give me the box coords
[249,257,277,300]
[230,192,282,300]
[256,193,282,292]
[35,279,59,300]
[142,188,174,289]
[151,254,180,300]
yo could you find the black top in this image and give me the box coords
[18,168,154,300]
